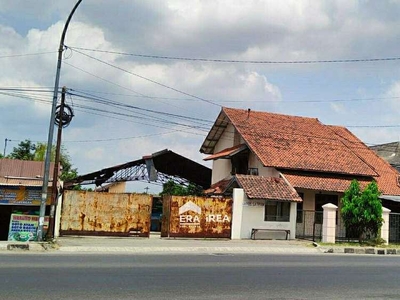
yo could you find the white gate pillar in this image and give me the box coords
[231,188,244,239]
[381,207,391,245]
[322,203,338,243]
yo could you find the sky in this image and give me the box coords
[1,0,400,194]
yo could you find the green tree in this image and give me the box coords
[341,180,383,243]
[7,139,78,183]
[34,142,78,182]
[8,139,36,160]
[159,180,204,196]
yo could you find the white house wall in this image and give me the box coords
[233,190,297,239]
[248,153,280,177]
[211,123,236,184]
[212,160,231,184]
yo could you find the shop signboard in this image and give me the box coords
[7,214,49,242]
[0,186,51,205]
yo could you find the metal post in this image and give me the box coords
[37,0,83,241]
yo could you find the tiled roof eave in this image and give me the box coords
[246,195,302,202]
[235,174,302,202]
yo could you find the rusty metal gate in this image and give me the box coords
[60,190,152,237]
[161,195,232,238]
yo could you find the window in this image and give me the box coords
[315,194,338,211]
[247,168,259,176]
[230,152,249,175]
[264,201,290,222]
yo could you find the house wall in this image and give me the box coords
[297,189,343,211]
[211,125,281,184]
[211,124,236,184]
[232,188,297,239]
[297,189,315,210]
[248,153,280,177]
[108,182,126,193]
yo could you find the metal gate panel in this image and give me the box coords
[164,196,232,238]
[60,190,151,237]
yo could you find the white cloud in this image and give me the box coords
[2,0,400,188]
[384,81,400,116]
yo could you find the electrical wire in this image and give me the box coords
[67,46,400,65]
[0,51,57,59]
[68,89,213,125]
[69,47,221,107]
[2,87,399,150]
[63,61,210,114]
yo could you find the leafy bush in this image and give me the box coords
[341,180,383,243]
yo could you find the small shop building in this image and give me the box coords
[0,159,55,241]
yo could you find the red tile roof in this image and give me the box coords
[222,107,377,177]
[201,107,400,196]
[327,126,400,195]
[235,174,302,202]
[280,172,372,193]
[204,144,247,161]
[204,177,233,195]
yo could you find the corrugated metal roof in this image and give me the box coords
[0,158,56,186]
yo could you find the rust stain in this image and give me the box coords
[166,195,232,238]
[61,190,152,236]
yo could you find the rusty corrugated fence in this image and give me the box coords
[61,190,151,237]
[161,196,232,238]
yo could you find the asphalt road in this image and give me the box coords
[1,253,399,300]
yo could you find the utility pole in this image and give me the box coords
[37,0,82,242]
[47,87,66,239]
[3,138,9,157]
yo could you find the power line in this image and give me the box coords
[69,47,221,107]
[64,128,205,143]
[2,86,398,104]
[3,87,400,149]
[68,89,213,125]
[4,88,400,131]
[67,46,400,64]
[63,61,200,113]
[0,51,57,59]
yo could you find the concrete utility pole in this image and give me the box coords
[47,87,66,239]
[3,138,9,157]
[37,0,83,241]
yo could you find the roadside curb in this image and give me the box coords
[56,246,321,254]
[318,246,400,255]
[2,239,399,255]
[2,242,58,252]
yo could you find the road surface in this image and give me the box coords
[1,253,398,299]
